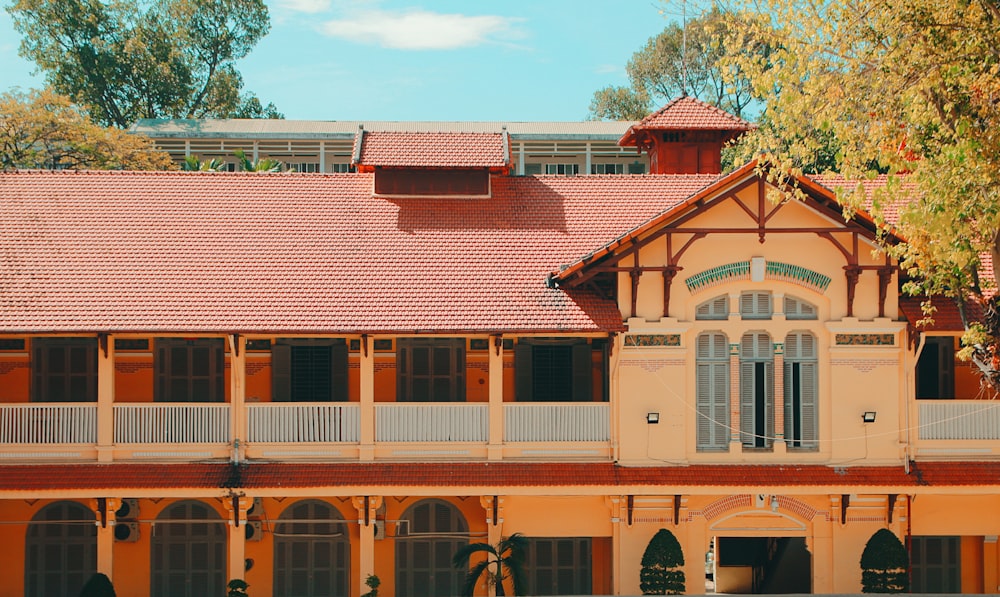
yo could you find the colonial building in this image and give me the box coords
[1,97,998,597]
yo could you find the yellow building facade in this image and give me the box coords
[1,98,998,596]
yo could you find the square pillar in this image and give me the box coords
[359,336,375,461]
[97,335,115,462]
[229,335,247,462]
[488,336,504,460]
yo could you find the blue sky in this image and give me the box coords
[1,0,677,121]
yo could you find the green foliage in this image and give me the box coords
[360,574,380,597]
[233,149,283,172]
[1,87,174,170]
[453,533,528,596]
[8,0,282,128]
[226,579,249,597]
[78,573,116,597]
[182,155,227,171]
[639,528,686,595]
[860,529,909,593]
[726,0,1000,390]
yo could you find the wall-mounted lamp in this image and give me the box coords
[862,411,877,423]
[646,412,660,425]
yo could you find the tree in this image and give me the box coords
[589,7,763,120]
[78,573,116,597]
[226,579,249,597]
[860,529,909,593]
[8,0,282,128]
[639,528,686,595]
[725,0,1000,392]
[452,533,528,597]
[1,88,174,171]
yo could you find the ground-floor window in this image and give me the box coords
[274,500,350,597]
[151,500,226,597]
[395,499,469,597]
[25,501,96,597]
[524,537,591,596]
[911,536,961,593]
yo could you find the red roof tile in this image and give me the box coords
[2,462,999,493]
[620,96,752,147]
[0,170,718,334]
[356,131,508,168]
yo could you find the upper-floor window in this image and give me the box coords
[591,163,624,175]
[740,331,774,448]
[916,336,955,399]
[288,162,320,173]
[545,163,580,176]
[784,331,818,449]
[515,339,597,402]
[155,338,224,402]
[696,295,730,320]
[31,338,98,403]
[696,332,730,451]
[784,296,818,320]
[396,338,465,402]
[740,291,772,319]
[271,338,348,402]
[331,163,352,173]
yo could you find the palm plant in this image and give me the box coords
[233,149,282,172]
[181,155,226,171]
[453,532,528,597]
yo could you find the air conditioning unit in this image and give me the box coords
[245,521,264,542]
[115,498,139,520]
[373,522,385,540]
[114,522,139,542]
[246,497,263,518]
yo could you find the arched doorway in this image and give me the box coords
[273,499,350,597]
[25,501,96,597]
[395,499,469,597]
[150,500,226,597]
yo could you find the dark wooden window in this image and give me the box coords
[151,501,225,597]
[395,500,468,597]
[911,536,961,593]
[696,332,730,451]
[155,339,225,402]
[272,339,348,402]
[32,338,98,402]
[397,339,465,402]
[916,336,955,399]
[25,501,96,597]
[515,339,598,402]
[375,168,489,196]
[274,500,349,597]
[784,332,818,449]
[524,537,592,596]
[740,332,774,448]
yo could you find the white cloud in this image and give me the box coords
[321,9,521,50]
[275,0,331,14]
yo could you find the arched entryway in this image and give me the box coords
[273,499,351,597]
[150,500,226,597]
[25,500,96,597]
[395,499,469,597]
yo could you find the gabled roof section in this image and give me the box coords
[619,96,753,147]
[354,131,509,169]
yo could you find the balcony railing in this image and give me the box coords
[248,403,360,443]
[115,404,230,444]
[376,403,488,442]
[0,403,97,444]
[505,402,610,442]
[918,400,1000,440]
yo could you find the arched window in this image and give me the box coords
[395,499,468,597]
[740,332,774,448]
[695,295,729,320]
[273,500,350,597]
[151,501,226,597]
[696,332,730,450]
[25,501,96,597]
[785,332,818,449]
[784,296,818,320]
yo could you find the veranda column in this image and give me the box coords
[97,335,115,462]
[488,335,504,460]
[228,335,247,462]
[353,496,382,589]
[93,498,116,580]
[224,496,251,584]
[480,496,505,596]
[681,504,708,596]
[809,496,835,593]
[985,536,998,594]
[359,336,375,461]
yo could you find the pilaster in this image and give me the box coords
[97,335,115,462]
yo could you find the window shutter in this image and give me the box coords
[696,333,730,450]
[784,295,817,319]
[515,343,533,402]
[571,342,592,402]
[696,295,729,320]
[331,342,349,401]
[453,339,466,402]
[799,361,817,446]
[155,341,168,402]
[271,343,292,402]
[741,291,772,319]
[740,360,756,446]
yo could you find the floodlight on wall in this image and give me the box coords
[862,411,877,423]
[646,412,660,424]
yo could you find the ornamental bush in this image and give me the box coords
[640,528,686,595]
[860,528,909,593]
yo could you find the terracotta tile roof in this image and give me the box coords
[355,131,508,168]
[619,96,752,147]
[2,462,999,493]
[899,296,982,332]
[809,173,916,228]
[0,170,718,334]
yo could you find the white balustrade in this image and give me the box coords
[918,400,1000,440]
[0,403,97,444]
[376,403,488,442]
[115,404,230,444]
[247,403,360,443]
[504,402,610,442]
